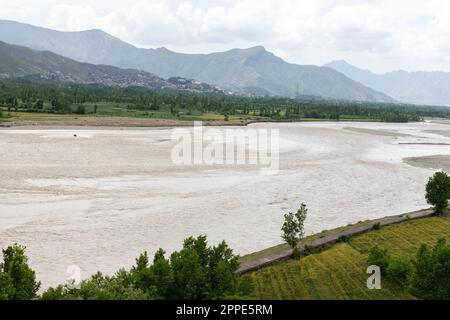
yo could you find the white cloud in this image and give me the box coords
[1,0,450,73]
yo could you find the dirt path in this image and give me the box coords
[237,208,435,274]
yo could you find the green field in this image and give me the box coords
[248,215,450,300]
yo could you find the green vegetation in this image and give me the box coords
[409,239,450,299]
[1,173,449,300]
[426,171,450,215]
[281,203,308,258]
[368,239,450,299]
[2,79,450,123]
[2,216,450,300]
[0,244,41,300]
[0,236,250,301]
[249,215,450,300]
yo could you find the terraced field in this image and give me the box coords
[249,215,450,300]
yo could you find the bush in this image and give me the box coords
[409,239,450,299]
[338,235,352,243]
[303,245,320,256]
[367,246,391,273]
[372,222,382,230]
[41,271,155,300]
[386,257,413,287]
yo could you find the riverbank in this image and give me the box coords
[0,114,249,128]
[0,112,418,128]
[248,212,450,300]
[238,208,436,274]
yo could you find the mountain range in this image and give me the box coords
[0,19,393,103]
[0,40,221,93]
[326,60,450,106]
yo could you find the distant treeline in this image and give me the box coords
[1,79,450,122]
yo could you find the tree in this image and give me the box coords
[0,244,40,300]
[75,105,86,115]
[130,252,154,294]
[40,236,248,300]
[168,236,244,300]
[425,171,450,215]
[148,249,172,297]
[208,241,240,298]
[169,244,209,299]
[409,239,450,299]
[281,203,308,258]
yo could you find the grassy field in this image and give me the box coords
[239,219,379,264]
[1,102,392,126]
[248,215,450,300]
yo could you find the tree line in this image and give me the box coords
[2,79,450,122]
[0,236,252,300]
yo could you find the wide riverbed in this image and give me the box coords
[1,121,449,288]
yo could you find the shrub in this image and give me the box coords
[41,272,155,300]
[303,245,320,256]
[386,256,413,287]
[338,235,352,243]
[367,246,391,273]
[372,222,382,230]
[409,239,450,299]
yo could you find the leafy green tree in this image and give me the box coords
[169,237,209,299]
[130,252,154,293]
[410,239,450,299]
[0,244,40,300]
[148,249,172,297]
[167,236,244,300]
[208,241,240,298]
[281,203,308,258]
[425,171,450,215]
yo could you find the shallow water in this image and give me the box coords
[0,121,449,288]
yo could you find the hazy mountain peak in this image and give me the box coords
[246,45,266,52]
[0,20,394,102]
[327,60,450,106]
[328,60,351,66]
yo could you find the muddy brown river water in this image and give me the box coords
[1,121,449,288]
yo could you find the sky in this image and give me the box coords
[1,0,450,73]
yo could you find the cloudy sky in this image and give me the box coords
[2,0,450,73]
